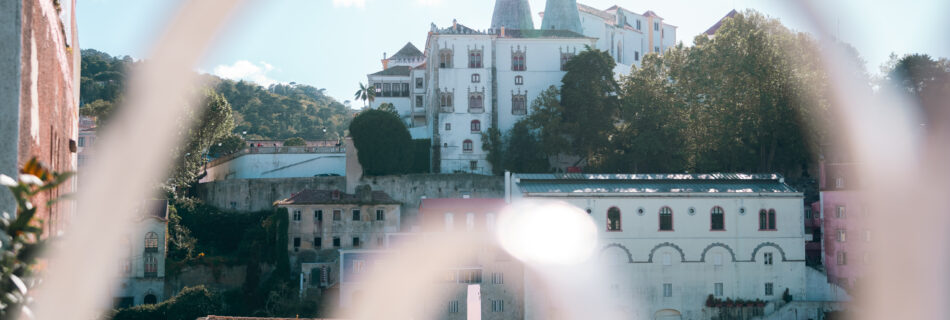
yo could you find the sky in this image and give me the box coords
[78,0,949,107]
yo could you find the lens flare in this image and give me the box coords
[496,200,598,266]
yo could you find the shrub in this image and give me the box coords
[282,137,306,147]
[112,286,221,320]
[349,109,413,175]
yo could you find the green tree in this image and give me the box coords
[503,120,549,173]
[558,47,619,166]
[480,127,504,175]
[79,99,116,125]
[209,134,246,157]
[168,90,235,195]
[378,102,398,116]
[525,86,569,158]
[886,54,950,126]
[353,82,376,109]
[281,137,306,147]
[349,110,413,175]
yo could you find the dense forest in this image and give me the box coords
[79,49,353,141]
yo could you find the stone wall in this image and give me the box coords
[196,174,504,229]
[165,264,274,297]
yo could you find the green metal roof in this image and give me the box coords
[514,173,797,194]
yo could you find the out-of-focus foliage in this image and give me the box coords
[883,54,950,128]
[110,285,221,320]
[377,102,398,116]
[0,158,72,320]
[349,110,414,175]
[208,134,246,157]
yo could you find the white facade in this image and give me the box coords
[112,200,168,308]
[200,149,345,183]
[367,3,677,175]
[506,173,822,319]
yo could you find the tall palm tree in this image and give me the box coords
[354,82,376,109]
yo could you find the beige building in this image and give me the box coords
[276,187,401,271]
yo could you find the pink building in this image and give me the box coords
[819,146,869,289]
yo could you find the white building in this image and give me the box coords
[505,173,838,319]
[112,200,169,308]
[199,143,346,183]
[367,0,677,175]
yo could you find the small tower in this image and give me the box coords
[540,0,582,34]
[491,0,534,30]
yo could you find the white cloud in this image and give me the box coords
[213,60,278,87]
[332,0,365,8]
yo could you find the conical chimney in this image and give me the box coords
[540,0,582,34]
[491,0,534,30]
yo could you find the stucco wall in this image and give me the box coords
[196,174,504,228]
[201,152,345,182]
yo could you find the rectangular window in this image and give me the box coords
[654,22,659,31]
[837,251,847,265]
[458,269,482,284]
[492,272,504,284]
[836,206,846,218]
[764,252,773,265]
[634,51,639,61]
[314,237,322,248]
[353,237,360,247]
[663,283,672,297]
[382,83,392,97]
[416,77,424,89]
[470,160,478,171]
[376,209,385,221]
[837,229,847,242]
[491,300,504,312]
[765,283,774,296]
[445,123,451,131]
[333,237,341,247]
[293,237,301,249]
[448,301,459,313]
[514,75,524,85]
[292,210,301,221]
[511,94,527,115]
[636,20,641,30]
[333,209,342,221]
[402,83,410,97]
[714,283,723,296]
[512,52,526,71]
[468,93,484,113]
[352,209,361,221]
[469,50,483,68]
[654,46,660,53]
[471,73,481,83]
[440,92,454,112]
[315,210,323,221]
[439,49,453,68]
[415,95,424,109]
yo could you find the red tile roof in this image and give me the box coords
[276,189,399,205]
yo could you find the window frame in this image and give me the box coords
[471,120,481,132]
[662,283,673,297]
[376,209,385,221]
[511,93,527,115]
[759,209,778,231]
[710,206,725,231]
[714,282,723,296]
[352,209,361,221]
[765,283,774,296]
[468,49,483,68]
[333,209,342,221]
[514,75,524,85]
[315,209,323,222]
[144,232,159,252]
[764,252,773,265]
[439,49,453,68]
[511,51,526,71]
[606,206,622,232]
[462,139,474,153]
[658,206,674,231]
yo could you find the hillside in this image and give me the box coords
[79,49,353,141]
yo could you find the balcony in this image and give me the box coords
[440,106,454,113]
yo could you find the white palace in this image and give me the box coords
[366,0,677,175]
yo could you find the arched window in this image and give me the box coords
[759,209,777,230]
[144,294,157,305]
[768,209,777,230]
[512,51,526,71]
[659,207,673,231]
[606,207,621,231]
[439,49,453,68]
[144,232,159,252]
[463,140,473,152]
[471,120,481,132]
[710,207,725,231]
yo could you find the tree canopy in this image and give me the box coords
[349,110,414,175]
